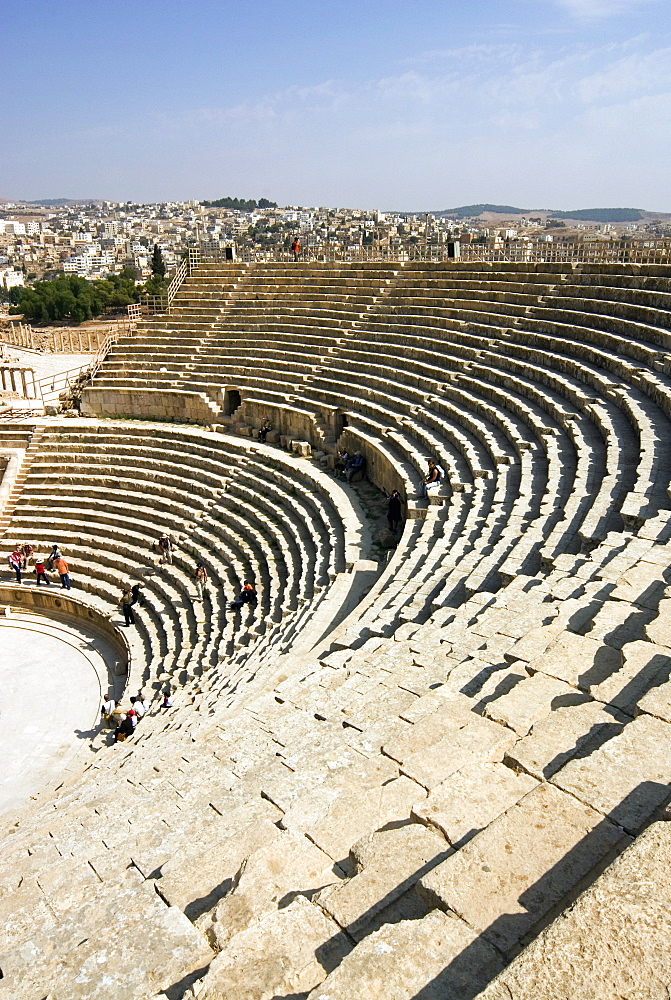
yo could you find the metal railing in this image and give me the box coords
[38,364,93,404]
[140,256,190,316]
[187,239,671,267]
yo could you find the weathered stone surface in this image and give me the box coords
[529,631,621,689]
[191,895,351,1000]
[591,639,671,714]
[418,782,628,954]
[307,910,504,1000]
[285,775,424,861]
[610,559,666,608]
[262,752,398,815]
[476,822,671,1000]
[383,709,515,789]
[316,823,450,940]
[484,672,582,735]
[645,596,671,647]
[0,869,214,1000]
[0,879,56,953]
[638,676,671,723]
[505,701,628,779]
[202,830,339,949]
[158,816,281,917]
[551,714,671,834]
[503,621,570,665]
[412,762,538,844]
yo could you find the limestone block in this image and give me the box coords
[591,639,671,714]
[283,775,424,862]
[645,596,671,647]
[384,710,515,790]
[484,672,582,736]
[610,559,666,608]
[529,631,622,693]
[192,895,351,1000]
[418,782,627,954]
[551,714,671,834]
[412,762,538,845]
[503,622,563,664]
[262,751,398,815]
[0,869,214,1000]
[0,880,56,953]
[638,676,671,723]
[476,822,671,1000]
[505,701,628,780]
[307,910,504,1000]
[204,830,339,949]
[35,856,102,915]
[157,816,281,917]
[587,598,656,649]
[316,823,451,941]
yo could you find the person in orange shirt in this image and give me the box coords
[291,237,301,261]
[53,555,71,589]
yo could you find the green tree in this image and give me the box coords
[8,272,140,324]
[144,274,167,298]
[151,244,166,278]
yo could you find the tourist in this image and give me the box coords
[34,556,50,586]
[20,542,34,569]
[291,236,301,261]
[130,582,145,606]
[421,458,442,497]
[127,708,138,730]
[158,532,173,564]
[335,449,350,478]
[130,695,146,721]
[230,580,257,610]
[195,562,208,601]
[53,554,71,589]
[386,490,404,532]
[120,584,136,626]
[345,451,366,483]
[46,544,62,571]
[115,713,134,742]
[8,546,22,583]
[162,684,173,708]
[257,418,272,443]
[101,694,116,727]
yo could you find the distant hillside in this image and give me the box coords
[433,204,528,219]
[548,208,643,223]
[24,198,99,207]
[430,204,647,223]
[201,196,277,211]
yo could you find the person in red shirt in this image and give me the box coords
[8,546,22,583]
[34,556,50,586]
[291,237,301,261]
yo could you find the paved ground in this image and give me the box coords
[0,612,121,822]
[5,346,94,381]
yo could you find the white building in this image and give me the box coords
[0,268,25,289]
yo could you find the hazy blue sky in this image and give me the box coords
[1,0,669,209]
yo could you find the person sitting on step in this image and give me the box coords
[258,418,272,443]
[230,580,257,610]
[345,451,366,483]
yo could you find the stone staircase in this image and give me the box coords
[2,260,671,998]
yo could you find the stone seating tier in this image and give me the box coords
[3,262,671,999]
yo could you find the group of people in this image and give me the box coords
[101,686,172,743]
[7,543,71,588]
[335,449,367,483]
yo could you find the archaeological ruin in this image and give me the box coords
[1,252,671,999]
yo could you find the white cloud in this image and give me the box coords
[554,0,655,20]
